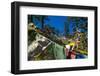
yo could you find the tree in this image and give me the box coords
[34,15,49,29]
[64,17,70,38]
[28,15,33,23]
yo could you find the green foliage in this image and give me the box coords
[28,30,37,45]
[78,33,88,51]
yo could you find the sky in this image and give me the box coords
[32,15,69,35]
[44,16,67,34]
[32,15,87,36]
